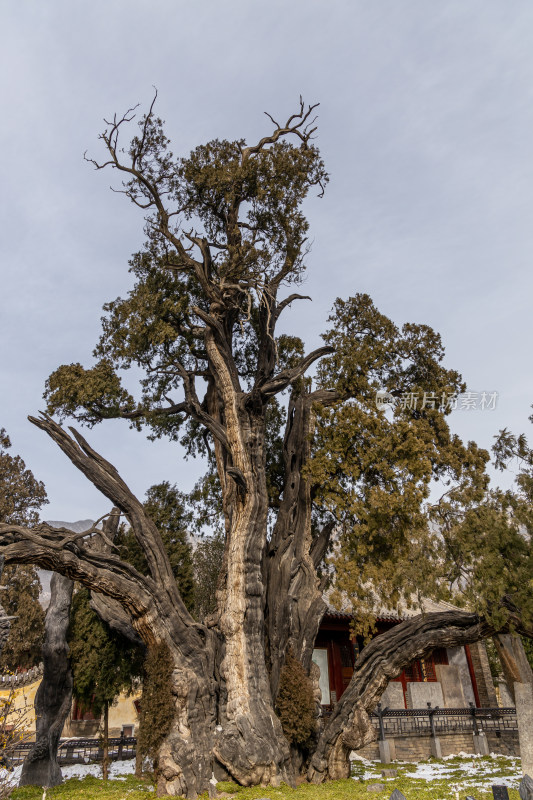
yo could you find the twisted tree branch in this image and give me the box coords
[309,607,533,782]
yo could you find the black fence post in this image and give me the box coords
[376,702,386,741]
[427,702,437,738]
[469,702,480,736]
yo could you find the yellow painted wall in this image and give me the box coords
[0,680,140,738]
[0,680,39,739]
[108,692,139,735]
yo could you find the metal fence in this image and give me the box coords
[371,705,518,739]
[8,736,136,766]
[4,707,519,767]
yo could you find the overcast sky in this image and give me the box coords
[1,1,532,521]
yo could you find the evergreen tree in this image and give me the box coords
[0,429,47,670]
[192,534,225,620]
[116,481,194,611]
[275,650,316,751]
[0,565,44,671]
[136,642,174,780]
[0,428,47,527]
[68,588,143,779]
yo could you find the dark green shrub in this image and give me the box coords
[275,650,317,749]
[137,642,175,765]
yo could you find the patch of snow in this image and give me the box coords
[352,754,522,792]
[57,758,136,781]
[349,752,375,766]
[0,757,136,788]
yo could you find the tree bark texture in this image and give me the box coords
[493,633,533,703]
[19,573,74,788]
[265,390,336,698]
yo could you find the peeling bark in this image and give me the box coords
[493,633,533,703]
[266,390,336,698]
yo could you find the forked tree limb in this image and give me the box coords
[87,508,146,648]
[28,414,183,599]
[0,416,202,648]
[241,98,320,162]
[258,346,335,399]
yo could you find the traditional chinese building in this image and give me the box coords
[312,599,498,711]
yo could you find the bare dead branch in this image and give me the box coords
[275,293,312,321]
[119,401,189,421]
[242,98,320,162]
[0,521,153,617]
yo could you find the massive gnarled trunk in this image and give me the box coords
[0,415,290,796]
[202,333,292,786]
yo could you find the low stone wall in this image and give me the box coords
[354,729,519,761]
[486,730,519,757]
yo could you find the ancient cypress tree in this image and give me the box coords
[0,99,532,796]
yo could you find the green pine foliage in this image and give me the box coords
[68,589,143,716]
[192,534,225,620]
[116,481,194,612]
[0,429,47,672]
[485,638,503,681]
[275,651,316,749]
[310,293,491,636]
[0,565,45,671]
[0,428,47,527]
